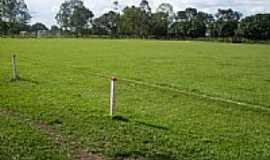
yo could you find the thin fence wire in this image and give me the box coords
[2,55,270,159]
[13,56,270,113]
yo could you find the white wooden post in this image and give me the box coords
[110,76,117,117]
[12,54,17,80]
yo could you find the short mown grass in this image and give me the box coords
[0,112,70,160]
[0,39,270,159]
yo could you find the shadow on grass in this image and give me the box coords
[114,150,177,160]
[147,152,177,160]
[135,121,169,131]
[10,76,39,84]
[112,115,169,131]
[112,115,129,122]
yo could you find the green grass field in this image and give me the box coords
[0,39,270,160]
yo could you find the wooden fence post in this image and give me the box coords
[12,54,17,80]
[110,76,117,117]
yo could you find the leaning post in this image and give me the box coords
[12,54,17,80]
[110,76,117,117]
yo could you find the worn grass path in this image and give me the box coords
[1,39,270,159]
[0,107,105,160]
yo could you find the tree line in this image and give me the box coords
[1,0,270,40]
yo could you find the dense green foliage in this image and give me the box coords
[92,11,119,36]
[209,9,242,38]
[0,0,31,34]
[55,0,94,35]
[169,8,212,38]
[119,6,150,37]
[239,14,270,40]
[30,22,48,36]
[89,1,270,40]
[1,39,270,159]
[1,0,270,40]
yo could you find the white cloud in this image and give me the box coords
[25,0,270,27]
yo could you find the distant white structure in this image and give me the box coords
[19,31,28,37]
[37,30,49,38]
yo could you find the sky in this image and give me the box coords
[25,0,270,27]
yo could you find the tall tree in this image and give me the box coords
[185,7,197,21]
[15,0,31,24]
[71,4,94,35]
[157,3,174,26]
[55,0,94,35]
[0,5,4,34]
[239,14,270,40]
[55,1,72,31]
[140,0,151,15]
[187,19,207,38]
[31,22,48,35]
[0,0,31,34]
[93,11,119,36]
[196,11,214,25]
[50,25,61,35]
[150,12,168,38]
[176,11,188,22]
[169,21,189,38]
[216,9,242,22]
[0,0,31,24]
[119,6,150,37]
[171,8,210,38]
[210,9,242,37]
